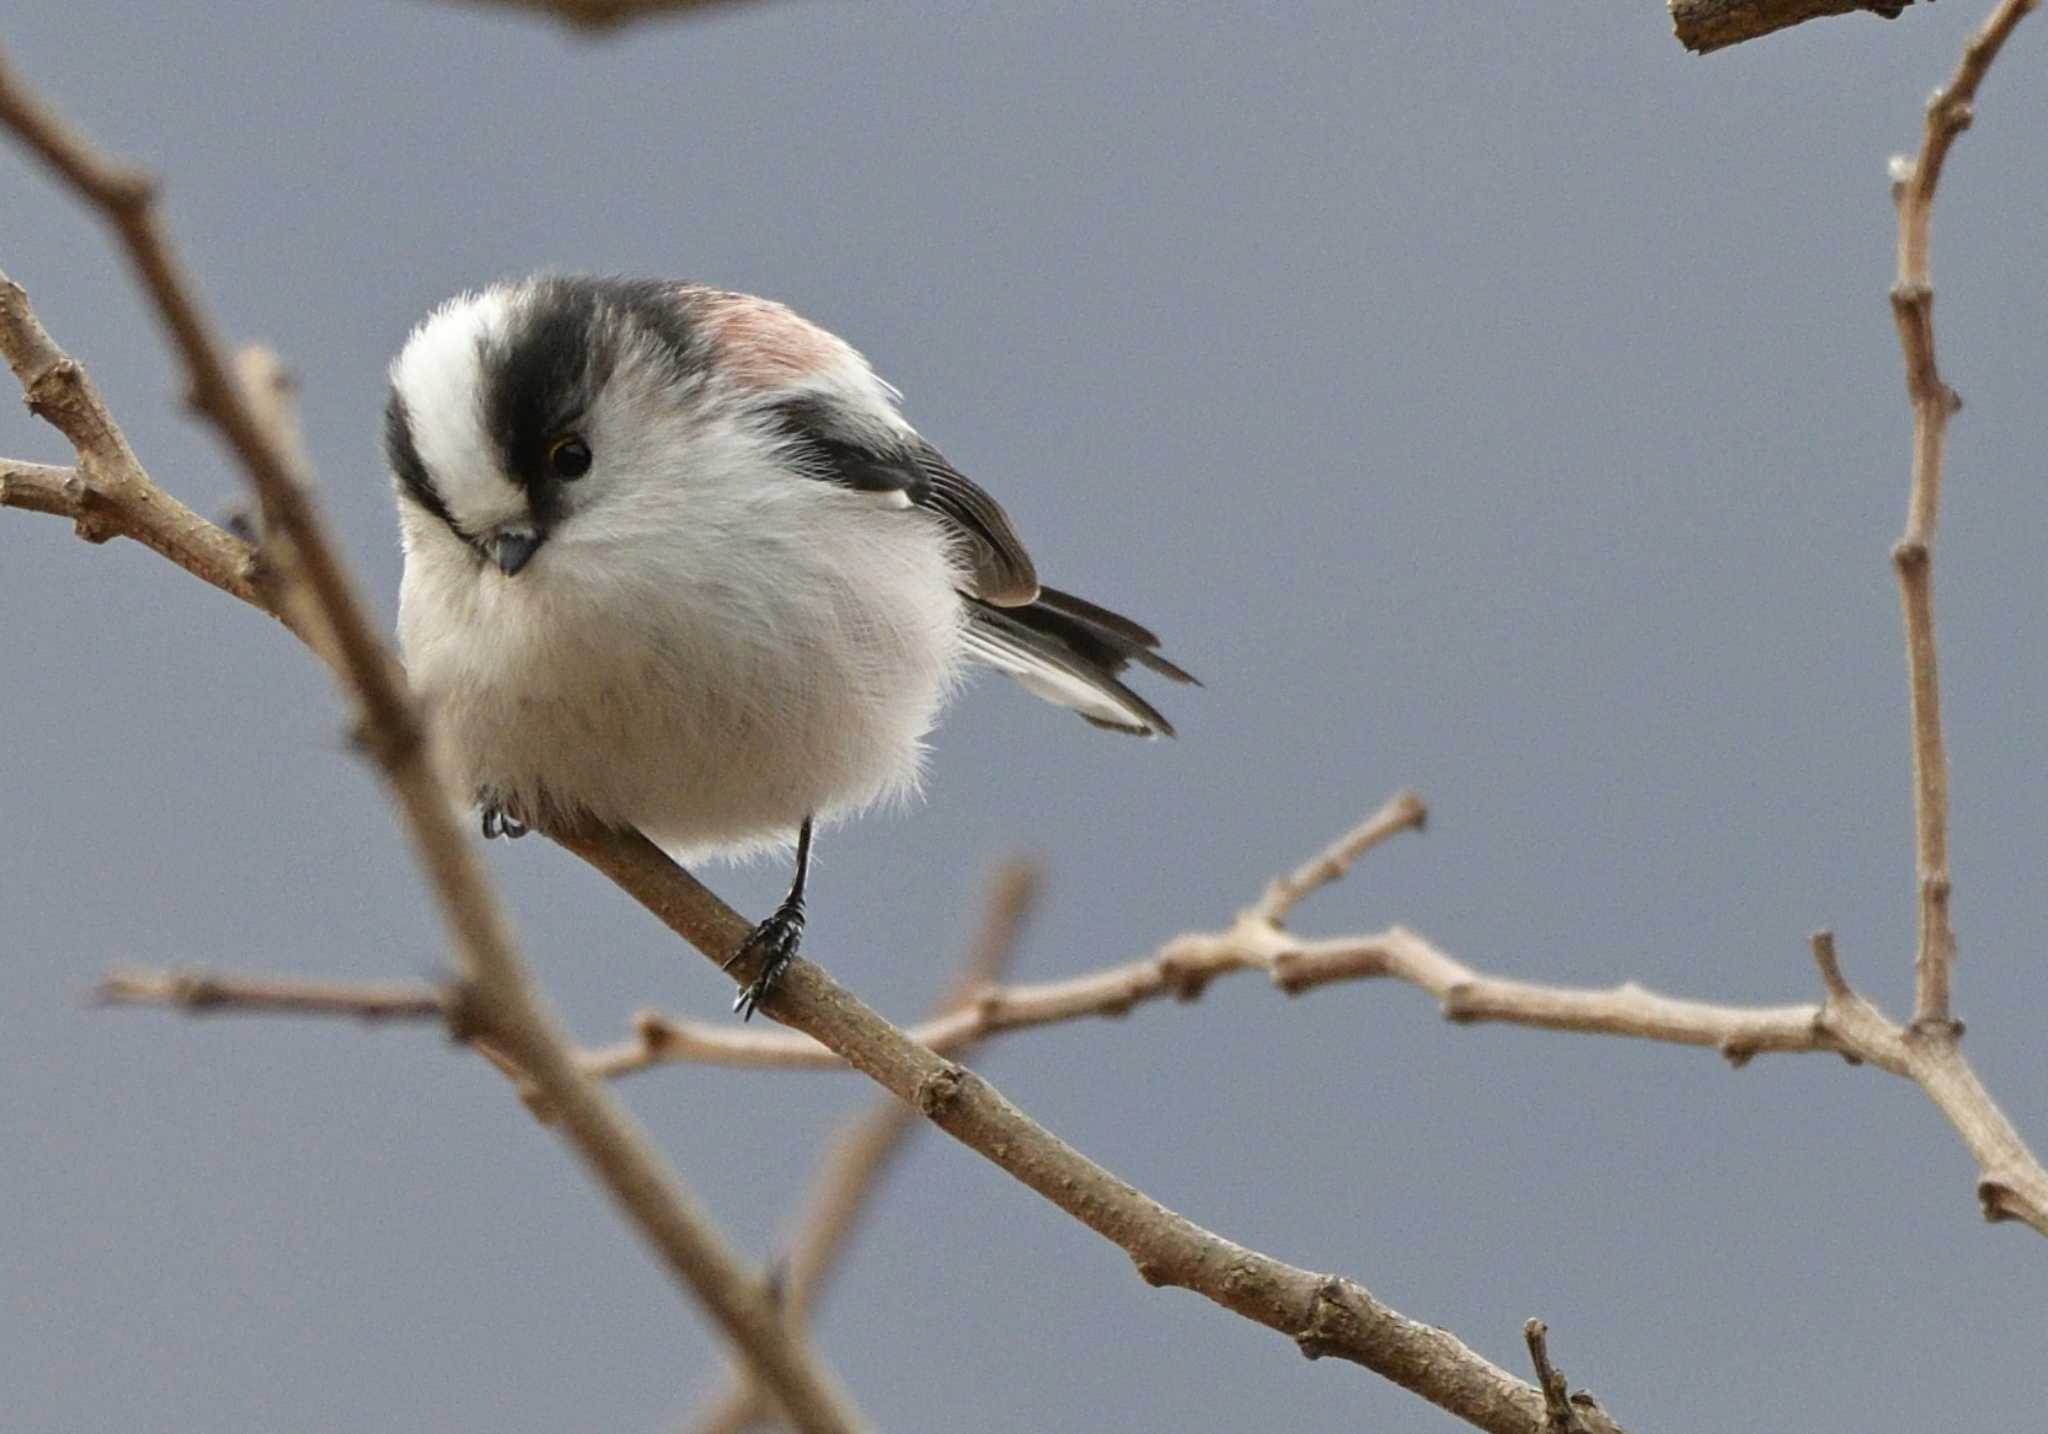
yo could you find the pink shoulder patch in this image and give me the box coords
[698,292,844,389]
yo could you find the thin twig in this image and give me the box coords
[96,967,446,1020]
[0,55,865,1434]
[683,861,1042,1434]
[1254,790,1426,924]
[1885,0,2036,1028]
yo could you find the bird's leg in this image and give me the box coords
[722,816,813,1020]
[479,792,530,841]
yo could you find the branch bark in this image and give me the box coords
[547,826,1631,1433]
[1884,0,2037,1028]
[1668,0,1919,54]
[0,52,866,1434]
[684,861,1041,1434]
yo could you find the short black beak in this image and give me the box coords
[492,531,541,576]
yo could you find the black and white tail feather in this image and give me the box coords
[964,587,1196,736]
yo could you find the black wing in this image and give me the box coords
[767,396,1039,606]
[961,589,1197,736]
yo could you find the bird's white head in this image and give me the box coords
[384,274,908,580]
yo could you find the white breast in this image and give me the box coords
[398,475,968,862]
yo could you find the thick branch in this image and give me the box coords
[0,57,865,1434]
[1884,0,2035,1027]
[1668,0,1919,54]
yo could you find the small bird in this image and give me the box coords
[384,275,1193,1015]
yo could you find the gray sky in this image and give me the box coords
[5,2,2046,1430]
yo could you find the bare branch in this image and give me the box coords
[91,789,2048,1242]
[1668,0,1920,55]
[96,967,445,1021]
[1254,790,1426,924]
[1885,0,2037,1028]
[549,826,1628,1434]
[0,56,866,1434]
[684,861,1042,1434]
[0,283,274,614]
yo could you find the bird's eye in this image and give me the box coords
[547,434,592,480]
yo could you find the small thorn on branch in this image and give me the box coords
[1523,1318,1592,1433]
[1808,930,1850,1000]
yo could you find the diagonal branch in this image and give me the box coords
[550,826,1631,1433]
[683,861,1042,1434]
[0,54,866,1434]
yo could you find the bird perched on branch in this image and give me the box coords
[383,275,1193,1015]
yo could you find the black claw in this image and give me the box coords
[722,899,805,1020]
[480,801,529,841]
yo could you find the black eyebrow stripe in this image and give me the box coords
[384,390,470,539]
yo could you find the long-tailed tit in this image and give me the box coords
[384,275,1193,1015]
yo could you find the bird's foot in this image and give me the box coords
[721,898,806,1020]
[480,798,529,841]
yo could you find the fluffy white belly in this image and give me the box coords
[398,501,966,860]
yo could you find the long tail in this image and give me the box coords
[961,586,1197,737]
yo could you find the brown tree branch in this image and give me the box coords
[683,861,1042,1434]
[587,790,1428,1077]
[72,770,2048,1239]
[547,825,1631,1433]
[1668,0,1920,55]
[96,967,446,1020]
[1884,0,2036,1028]
[562,814,2048,1236]
[0,54,867,1434]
